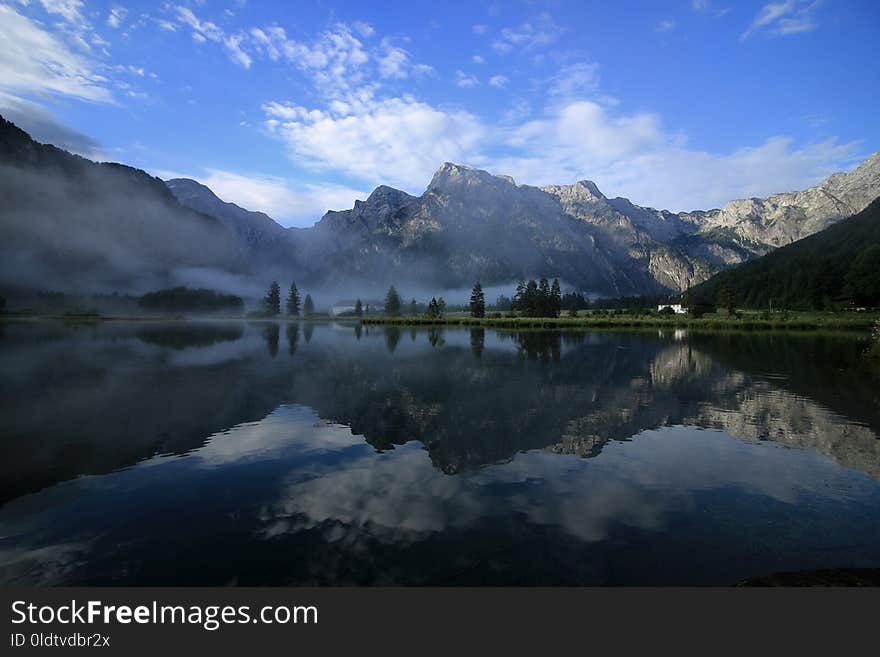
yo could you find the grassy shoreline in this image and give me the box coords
[2,311,877,333]
[361,313,880,332]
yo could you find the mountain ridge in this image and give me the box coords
[2,111,879,298]
[170,152,879,294]
[0,115,248,294]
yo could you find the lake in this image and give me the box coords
[1,320,879,585]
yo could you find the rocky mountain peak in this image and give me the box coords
[542,179,608,210]
[428,162,516,194]
[364,184,415,207]
[575,180,604,198]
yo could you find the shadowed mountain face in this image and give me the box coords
[3,112,879,297]
[2,322,880,586]
[164,178,289,251]
[0,117,246,294]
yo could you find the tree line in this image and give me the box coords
[513,278,562,317]
[378,278,566,319]
[139,287,244,313]
[382,285,453,318]
[263,281,314,317]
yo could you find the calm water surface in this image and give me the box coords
[1,320,879,585]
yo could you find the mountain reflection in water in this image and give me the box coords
[1,321,879,585]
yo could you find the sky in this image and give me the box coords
[1,0,879,227]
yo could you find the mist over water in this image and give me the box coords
[1,321,879,585]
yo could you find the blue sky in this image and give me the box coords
[1,0,878,226]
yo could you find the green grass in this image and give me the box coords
[361,310,880,333]
[5,310,876,334]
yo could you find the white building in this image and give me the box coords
[330,305,356,317]
[657,304,687,314]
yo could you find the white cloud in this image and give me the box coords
[472,54,485,64]
[692,0,730,15]
[375,39,432,79]
[159,167,368,226]
[223,33,252,68]
[455,70,480,88]
[32,0,87,26]
[489,100,859,211]
[492,13,565,54]
[174,12,431,103]
[262,96,484,191]
[260,66,859,214]
[597,137,858,211]
[505,101,667,164]
[351,21,375,38]
[472,24,489,35]
[23,0,103,56]
[246,22,417,99]
[169,2,856,217]
[174,5,252,68]
[202,169,366,225]
[0,5,112,102]
[546,62,601,99]
[491,40,513,55]
[656,20,676,33]
[741,1,820,40]
[107,5,127,29]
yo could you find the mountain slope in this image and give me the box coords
[691,197,880,309]
[296,163,663,294]
[0,116,246,293]
[165,178,288,250]
[3,110,879,298]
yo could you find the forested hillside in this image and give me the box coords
[692,198,880,309]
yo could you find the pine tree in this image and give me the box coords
[410,298,418,316]
[286,281,301,316]
[513,279,527,313]
[437,297,446,317]
[538,278,551,317]
[303,293,314,316]
[384,285,401,316]
[550,278,562,318]
[470,281,486,318]
[354,299,363,317]
[264,281,281,316]
[719,287,737,316]
[426,297,440,319]
[525,279,539,317]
